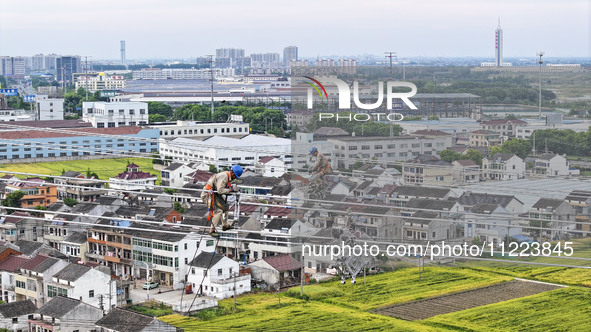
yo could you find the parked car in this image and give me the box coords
[143,281,159,290]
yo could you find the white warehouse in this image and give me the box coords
[160,134,292,168]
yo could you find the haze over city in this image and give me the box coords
[0,0,589,59]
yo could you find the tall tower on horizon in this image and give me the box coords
[495,18,503,67]
[283,46,298,66]
[120,40,126,67]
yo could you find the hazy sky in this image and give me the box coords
[0,0,589,60]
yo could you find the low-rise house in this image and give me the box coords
[95,308,177,332]
[4,178,57,208]
[255,156,288,177]
[529,198,577,239]
[55,171,105,202]
[248,219,314,261]
[482,153,525,180]
[47,263,116,312]
[248,254,303,288]
[16,254,67,307]
[533,154,574,177]
[458,191,524,215]
[469,129,502,147]
[0,255,28,303]
[0,300,36,331]
[183,169,214,186]
[390,185,455,207]
[61,232,89,262]
[29,296,103,332]
[452,160,480,184]
[565,190,591,235]
[402,198,464,240]
[402,155,454,186]
[187,252,251,299]
[0,212,44,243]
[161,162,197,188]
[109,164,157,191]
[480,119,528,138]
[465,203,521,245]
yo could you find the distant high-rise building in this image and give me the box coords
[283,46,298,66]
[0,56,25,79]
[120,40,126,67]
[56,56,81,85]
[216,48,245,60]
[495,18,503,67]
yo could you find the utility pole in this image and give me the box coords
[233,272,237,310]
[300,258,304,296]
[207,55,215,121]
[385,52,397,80]
[537,51,544,119]
[99,294,104,314]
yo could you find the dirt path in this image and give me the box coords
[373,280,562,321]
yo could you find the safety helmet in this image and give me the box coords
[309,147,318,155]
[231,165,243,179]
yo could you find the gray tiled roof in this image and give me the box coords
[190,252,225,269]
[532,198,565,210]
[393,186,451,199]
[405,198,457,211]
[0,300,36,318]
[14,240,43,256]
[458,192,521,208]
[37,296,83,318]
[265,218,296,230]
[63,232,88,244]
[53,263,91,282]
[95,308,165,332]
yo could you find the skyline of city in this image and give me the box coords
[0,0,589,59]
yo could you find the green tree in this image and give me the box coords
[464,149,483,166]
[147,102,173,118]
[1,191,25,214]
[499,139,532,159]
[63,198,78,207]
[439,150,461,163]
[209,165,218,173]
[164,188,177,195]
[173,202,187,213]
[149,114,168,123]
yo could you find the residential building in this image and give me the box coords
[153,120,249,139]
[390,185,456,207]
[283,46,298,66]
[132,67,234,80]
[82,101,149,128]
[15,254,68,307]
[0,56,25,79]
[161,163,197,188]
[480,119,527,138]
[452,160,480,184]
[95,308,177,332]
[61,232,89,262]
[533,154,572,177]
[286,111,315,128]
[402,155,454,186]
[0,300,36,331]
[187,252,251,299]
[86,219,135,280]
[327,134,453,170]
[482,153,525,180]
[4,178,57,208]
[248,254,302,288]
[109,164,157,191]
[469,130,502,147]
[0,255,28,303]
[565,190,591,236]
[29,296,103,332]
[529,198,576,238]
[47,263,116,311]
[458,191,524,215]
[401,198,464,240]
[255,156,287,177]
[0,126,159,162]
[75,73,126,92]
[0,212,44,243]
[55,171,105,202]
[465,203,521,245]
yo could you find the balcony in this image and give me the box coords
[85,251,104,260]
[210,274,250,285]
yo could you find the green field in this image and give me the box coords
[159,267,511,331]
[424,287,591,331]
[0,158,160,183]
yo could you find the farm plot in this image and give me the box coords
[373,280,562,321]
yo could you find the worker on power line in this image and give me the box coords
[201,165,243,237]
[309,147,332,187]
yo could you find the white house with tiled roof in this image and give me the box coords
[533,154,576,177]
[109,164,157,191]
[186,252,250,299]
[255,156,287,177]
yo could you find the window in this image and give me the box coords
[89,290,94,298]
[374,145,383,149]
[349,146,358,151]
[387,144,395,149]
[361,145,370,150]
[218,268,223,276]
[16,280,26,289]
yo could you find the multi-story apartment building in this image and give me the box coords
[469,130,502,147]
[402,155,454,186]
[75,73,126,92]
[533,154,573,177]
[328,134,453,169]
[55,171,105,202]
[82,101,149,128]
[480,119,527,138]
